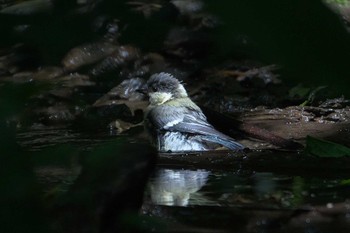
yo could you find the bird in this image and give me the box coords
[143,72,244,152]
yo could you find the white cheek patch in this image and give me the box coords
[177,84,188,97]
[149,92,173,105]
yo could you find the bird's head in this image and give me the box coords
[145,73,188,105]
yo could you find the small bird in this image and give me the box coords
[143,72,244,152]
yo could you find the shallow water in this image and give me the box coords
[16,124,116,151]
[17,125,350,206]
[16,125,350,232]
[147,167,350,208]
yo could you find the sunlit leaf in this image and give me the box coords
[300,85,327,106]
[306,135,350,157]
[340,179,350,185]
[289,84,311,99]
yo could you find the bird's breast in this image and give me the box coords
[158,132,209,152]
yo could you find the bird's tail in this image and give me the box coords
[201,135,244,151]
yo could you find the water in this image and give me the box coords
[147,168,350,208]
[15,125,350,232]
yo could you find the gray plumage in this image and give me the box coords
[144,72,244,152]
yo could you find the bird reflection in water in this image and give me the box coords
[149,168,210,206]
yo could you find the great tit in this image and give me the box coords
[144,72,244,152]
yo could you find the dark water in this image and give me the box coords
[148,167,350,208]
[16,124,112,151]
[16,125,350,232]
[144,167,350,232]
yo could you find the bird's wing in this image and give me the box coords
[147,104,244,150]
[169,120,244,150]
[147,104,210,130]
